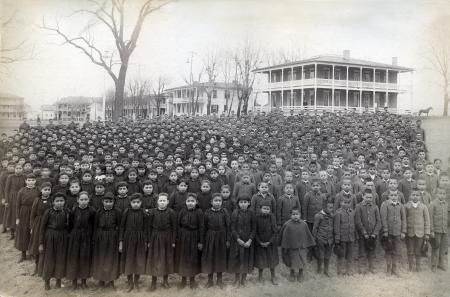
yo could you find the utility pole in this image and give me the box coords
[187,50,197,114]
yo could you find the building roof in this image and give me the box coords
[57,96,102,105]
[166,81,239,92]
[41,104,56,111]
[0,92,24,100]
[253,55,414,73]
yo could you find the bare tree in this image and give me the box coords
[127,78,151,119]
[265,47,304,67]
[424,14,450,116]
[151,76,168,116]
[41,0,171,122]
[222,53,238,116]
[202,50,218,115]
[183,69,203,115]
[233,41,262,117]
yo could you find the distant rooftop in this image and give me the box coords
[166,81,239,91]
[253,52,414,73]
[0,92,24,99]
[57,96,102,105]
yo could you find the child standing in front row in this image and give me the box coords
[146,193,177,291]
[334,199,356,276]
[91,192,121,289]
[312,201,334,277]
[66,191,96,289]
[428,187,448,271]
[255,204,279,285]
[39,192,70,290]
[175,193,204,289]
[119,193,147,292]
[29,182,52,276]
[202,193,230,288]
[229,195,256,287]
[280,208,315,283]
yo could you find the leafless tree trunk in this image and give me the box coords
[184,71,203,115]
[128,78,150,119]
[41,0,171,122]
[233,41,262,117]
[151,76,168,116]
[203,50,218,115]
[424,15,450,116]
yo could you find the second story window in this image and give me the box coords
[224,90,230,99]
[212,90,217,99]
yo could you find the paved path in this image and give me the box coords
[422,117,450,167]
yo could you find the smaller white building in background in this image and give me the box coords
[165,82,244,116]
[56,96,104,122]
[40,105,57,121]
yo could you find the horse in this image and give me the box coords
[418,107,433,117]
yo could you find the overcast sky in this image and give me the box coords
[1,0,449,113]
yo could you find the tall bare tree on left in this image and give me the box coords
[41,0,171,122]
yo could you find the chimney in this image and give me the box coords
[343,50,350,60]
[392,57,398,66]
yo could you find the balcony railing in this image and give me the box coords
[265,79,405,92]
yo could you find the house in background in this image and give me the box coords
[253,50,414,114]
[40,105,57,121]
[56,96,103,122]
[105,94,167,121]
[0,92,25,127]
[165,82,243,116]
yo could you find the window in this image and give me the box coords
[224,105,228,111]
[224,90,230,99]
[211,105,219,113]
[212,90,217,99]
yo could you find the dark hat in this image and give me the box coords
[103,192,114,200]
[236,195,251,203]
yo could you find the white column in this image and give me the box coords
[281,69,284,108]
[332,65,335,111]
[269,70,272,111]
[373,68,376,111]
[360,66,363,113]
[386,70,389,108]
[301,66,304,109]
[291,66,294,107]
[346,66,349,110]
[314,63,317,110]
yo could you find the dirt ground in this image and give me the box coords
[0,116,449,297]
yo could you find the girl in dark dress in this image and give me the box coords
[38,192,70,290]
[66,191,96,290]
[221,185,235,215]
[15,173,39,262]
[254,204,279,285]
[202,193,230,288]
[175,193,204,289]
[197,180,212,212]
[0,163,14,233]
[169,181,188,213]
[162,171,179,197]
[51,173,69,199]
[80,170,95,197]
[4,164,26,239]
[142,180,158,211]
[29,182,52,275]
[187,168,201,195]
[146,193,177,291]
[67,179,81,210]
[229,195,256,287]
[115,181,130,213]
[91,192,121,289]
[126,169,141,195]
[119,193,147,292]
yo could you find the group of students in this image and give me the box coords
[0,111,449,292]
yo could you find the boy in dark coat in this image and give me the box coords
[429,187,448,271]
[355,189,381,274]
[280,208,315,282]
[277,183,301,228]
[334,198,355,276]
[312,201,334,277]
[4,164,26,239]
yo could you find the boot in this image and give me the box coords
[233,273,240,287]
[148,277,157,292]
[162,275,170,289]
[337,259,343,276]
[324,259,331,277]
[345,260,353,276]
[55,279,61,288]
[217,273,224,289]
[126,275,134,292]
[108,281,116,290]
[408,255,414,271]
[289,269,296,282]
[270,269,278,285]
[189,277,198,289]
[178,277,187,289]
[18,251,26,263]
[415,256,421,272]
[258,269,264,283]
[10,229,15,240]
[71,279,78,290]
[98,280,105,288]
[205,274,214,288]
[368,257,376,274]
[44,279,50,291]
[240,273,247,287]
[392,261,400,277]
[317,258,323,274]
[32,260,38,276]
[386,256,392,276]
[134,275,140,292]
[297,269,304,282]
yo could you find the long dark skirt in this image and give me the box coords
[39,229,68,280]
[91,230,120,282]
[201,230,227,274]
[4,193,18,229]
[66,230,93,280]
[228,241,254,273]
[146,230,174,276]
[254,243,279,269]
[175,229,201,276]
[28,216,43,256]
[15,205,32,251]
[281,248,306,269]
[120,231,147,275]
